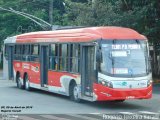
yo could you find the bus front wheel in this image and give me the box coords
[70,82,81,102]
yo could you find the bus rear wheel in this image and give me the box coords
[24,74,31,91]
[16,74,24,89]
[70,83,81,102]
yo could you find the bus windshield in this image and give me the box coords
[100,40,150,77]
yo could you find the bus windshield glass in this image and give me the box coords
[100,40,149,77]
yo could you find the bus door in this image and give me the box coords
[8,45,14,80]
[40,45,49,87]
[81,45,96,97]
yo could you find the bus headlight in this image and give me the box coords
[147,79,152,87]
[99,79,113,88]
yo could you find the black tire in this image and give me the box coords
[24,74,31,91]
[16,74,24,89]
[70,82,81,102]
[114,100,125,102]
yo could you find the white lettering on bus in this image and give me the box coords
[31,66,39,73]
[112,44,140,50]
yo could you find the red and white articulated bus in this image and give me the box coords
[3,26,152,102]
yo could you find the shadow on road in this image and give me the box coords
[9,85,150,111]
[85,100,149,110]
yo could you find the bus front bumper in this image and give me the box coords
[93,83,152,101]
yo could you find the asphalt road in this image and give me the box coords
[0,79,160,120]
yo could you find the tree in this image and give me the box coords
[0,0,66,46]
[65,0,160,44]
[0,0,159,45]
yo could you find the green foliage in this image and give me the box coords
[0,0,66,48]
[65,0,160,43]
[0,0,159,46]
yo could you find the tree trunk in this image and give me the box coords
[49,0,53,25]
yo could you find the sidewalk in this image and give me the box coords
[0,79,15,88]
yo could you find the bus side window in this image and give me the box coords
[4,45,9,60]
[31,44,39,62]
[14,45,17,60]
[22,45,30,61]
[70,44,80,73]
[14,45,22,60]
[32,45,39,55]
[49,44,58,70]
[59,44,68,71]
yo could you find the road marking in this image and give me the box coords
[90,113,102,117]
[139,111,159,114]
[18,116,39,120]
[90,113,101,115]
[40,115,70,120]
[69,114,99,120]
[119,112,135,115]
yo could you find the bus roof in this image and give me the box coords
[7,26,147,43]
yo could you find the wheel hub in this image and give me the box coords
[73,86,79,100]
